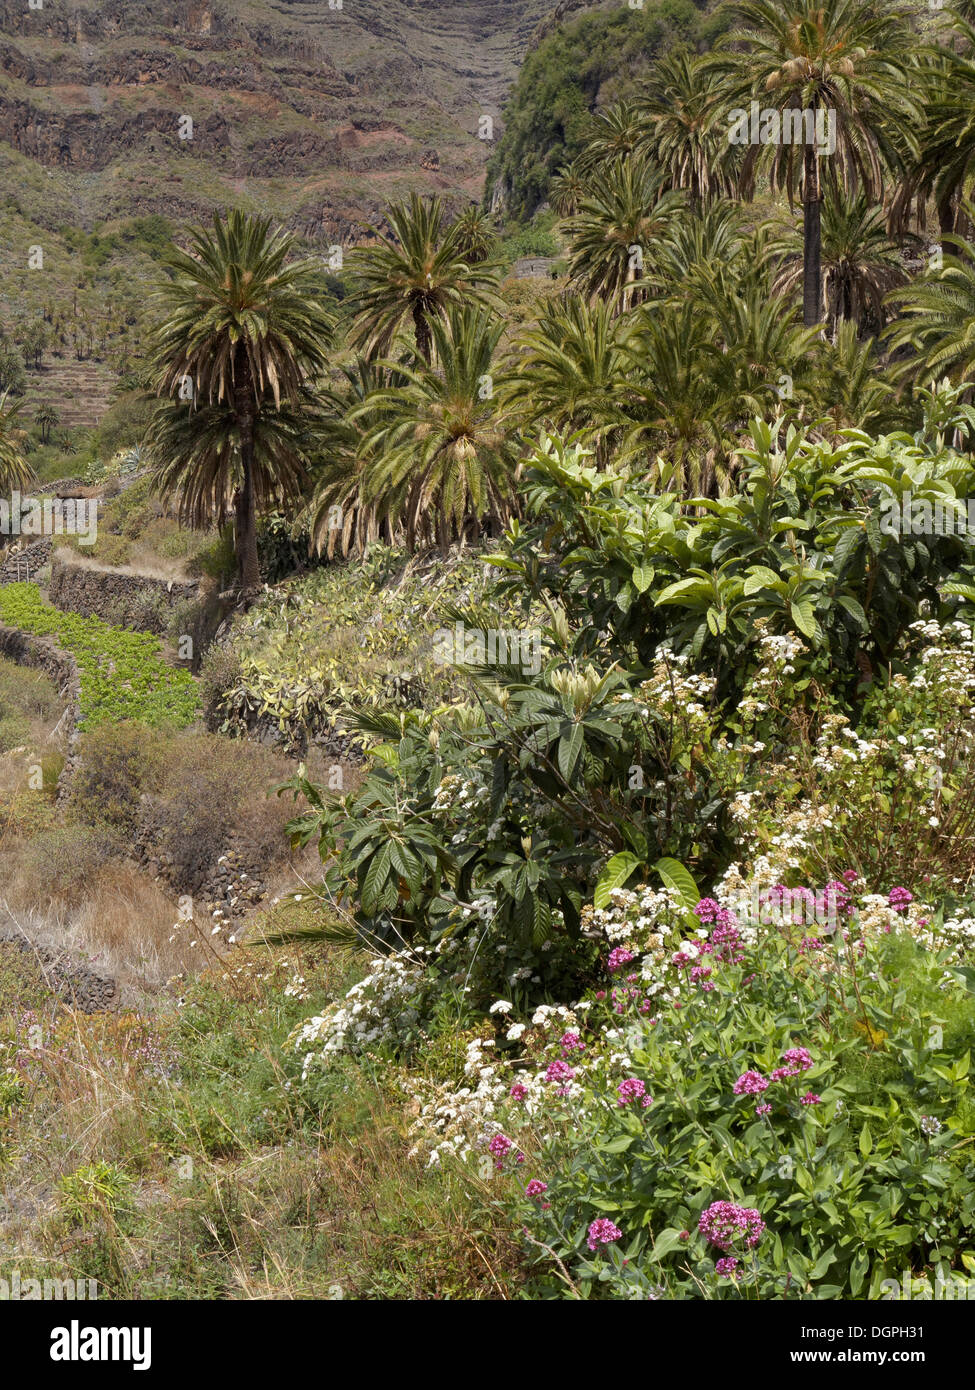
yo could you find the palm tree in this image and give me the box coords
[452,205,497,265]
[147,209,332,590]
[624,301,743,494]
[549,161,588,218]
[651,199,752,289]
[147,388,326,576]
[635,50,740,205]
[768,184,914,336]
[885,212,975,384]
[345,193,499,364]
[352,308,518,550]
[810,321,901,434]
[564,155,684,310]
[0,393,34,492]
[717,0,921,326]
[503,297,636,467]
[34,401,60,445]
[308,360,406,558]
[891,16,975,239]
[575,101,646,173]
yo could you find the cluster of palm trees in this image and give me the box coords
[5,0,975,583]
[140,1,975,580]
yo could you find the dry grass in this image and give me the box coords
[71,863,209,996]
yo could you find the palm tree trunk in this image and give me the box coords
[233,360,261,591]
[803,142,823,328]
[413,304,432,364]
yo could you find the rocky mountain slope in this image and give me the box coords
[0,0,555,242]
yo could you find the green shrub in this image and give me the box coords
[507,919,975,1300]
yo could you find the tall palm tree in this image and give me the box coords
[0,393,33,492]
[636,49,741,205]
[345,194,500,364]
[453,204,498,266]
[564,155,684,311]
[352,308,518,550]
[716,0,921,326]
[768,184,914,335]
[885,212,975,384]
[148,209,333,590]
[34,401,60,445]
[575,101,646,173]
[549,161,588,218]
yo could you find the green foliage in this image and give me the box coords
[514,929,975,1300]
[493,420,975,706]
[486,0,722,219]
[0,584,199,728]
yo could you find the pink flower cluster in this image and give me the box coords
[559,1030,586,1055]
[587,1218,623,1253]
[545,1058,576,1095]
[770,1047,813,1081]
[698,1200,766,1252]
[617,1077,652,1108]
[733,1070,769,1096]
[888,886,913,911]
[607,946,635,973]
[733,1047,816,1109]
[525,1179,548,1198]
[715,1256,740,1279]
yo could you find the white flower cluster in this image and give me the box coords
[403,1003,591,1167]
[291,950,432,1079]
[403,1036,512,1168]
[906,619,975,714]
[638,644,717,724]
[738,627,807,716]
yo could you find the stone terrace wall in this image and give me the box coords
[0,622,80,735]
[49,553,200,637]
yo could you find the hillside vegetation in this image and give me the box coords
[4,0,975,1306]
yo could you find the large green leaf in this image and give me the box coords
[653,856,699,909]
[594,851,640,909]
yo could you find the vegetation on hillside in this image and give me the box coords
[5,0,975,1306]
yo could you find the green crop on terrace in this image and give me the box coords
[0,584,199,729]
